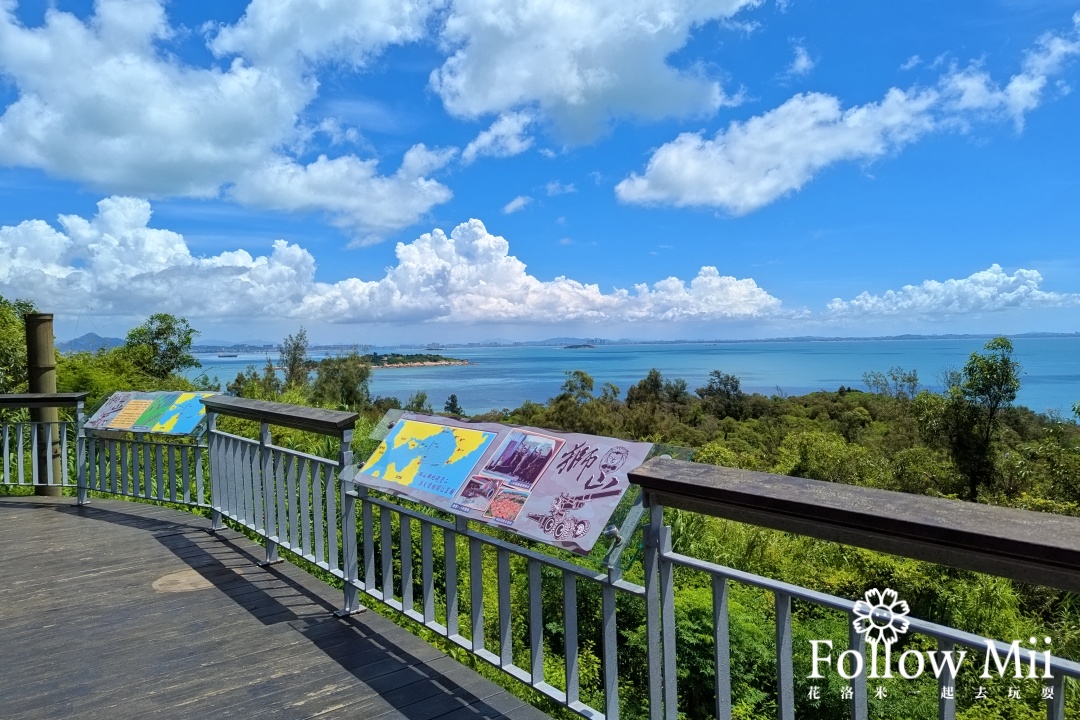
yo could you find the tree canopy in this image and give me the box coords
[124,313,200,379]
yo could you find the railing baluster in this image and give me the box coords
[259,425,272,542]
[43,423,54,486]
[240,440,253,526]
[775,592,795,720]
[421,521,434,624]
[167,445,177,503]
[362,497,374,591]
[445,527,459,638]
[181,445,191,505]
[17,424,26,484]
[118,441,128,495]
[61,422,69,486]
[470,537,484,651]
[603,580,619,720]
[140,436,151,499]
[938,639,956,720]
[97,436,107,492]
[380,505,393,599]
[286,454,299,549]
[195,444,205,506]
[326,467,338,572]
[529,559,544,686]
[87,436,96,491]
[275,449,286,546]
[1046,675,1065,720]
[848,612,868,720]
[30,424,38,485]
[498,548,511,668]
[155,442,165,501]
[400,516,413,612]
[109,440,118,494]
[713,575,732,720]
[298,457,311,557]
[314,464,327,565]
[644,503,663,720]
[660,525,677,720]
[2,423,8,483]
[564,571,579,707]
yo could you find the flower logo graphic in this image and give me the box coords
[852,588,910,645]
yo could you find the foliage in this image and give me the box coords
[311,350,371,411]
[279,326,311,389]
[404,390,433,413]
[124,313,200,379]
[0,294,36,395]
[444,393,464,415]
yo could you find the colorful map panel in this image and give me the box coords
[356,413,652,554]
[85,391,217,436]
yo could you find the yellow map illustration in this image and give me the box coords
[362,420,496,498]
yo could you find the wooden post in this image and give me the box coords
[25,313,62,497]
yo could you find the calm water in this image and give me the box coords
[190,337,1080,416]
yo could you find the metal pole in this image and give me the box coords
[25,313,61,497]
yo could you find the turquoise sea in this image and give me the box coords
[190,337,1080,417]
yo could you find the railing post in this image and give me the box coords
[76,399,88,505]
[258,422,280,566]
[643,494,667,720]
[206,411,223,532]
[337,427,362,616]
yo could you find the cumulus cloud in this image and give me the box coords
[787,42,815,77]
[209,0,441,69]
[0,0,453,242]
[939,13,1080,130]
[461,112,534,164]
[616,88,937,213]
[431,0,757,139]
[502,196,533,214]
[617,14,1080,213]
[826,265,1080,318]
[0,198,783,325]
[546,181,576,196]
[231,145,457,245]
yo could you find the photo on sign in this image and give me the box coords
[481,430,563,490]
[452,475,503,514]
[484,486,530,525]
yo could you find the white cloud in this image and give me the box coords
[209,0,441,69]
[617,14,1080,213]
[900,55,922,71]
[0,199,783,325]
[502,196,533,214]
[430,0,758,139]
[0,0,454,243]
[616,88,938,213]
[546,181,576,196]
[940,13,1080,130]
[230,145,457,246]
[461,112,534,164]
[787,42,815,77]
[826,265,1080,318]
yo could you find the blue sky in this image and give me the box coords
[1,0,1079,344]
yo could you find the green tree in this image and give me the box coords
[311,351,371,410]
[279,327,310,389]
[124,313,200,379]
[404,390,432,413]
[916,337,1021,500]
[444,393,464,416]
[0,295,36,394]
[696,370,746,419]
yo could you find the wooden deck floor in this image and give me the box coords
[0,497,552,720]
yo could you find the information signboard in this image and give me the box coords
[85,391,217,436]
[355,413,652,554]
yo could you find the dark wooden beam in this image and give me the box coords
[0,392,90,409]
[201,395,358,436]
[630,456,1080,593]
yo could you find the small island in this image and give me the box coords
[563,344,595,349]
[365,352,470,368]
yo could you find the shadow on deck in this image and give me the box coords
[0,497,550,720]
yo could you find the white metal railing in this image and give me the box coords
[6,392,1079,720]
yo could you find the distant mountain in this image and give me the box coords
[58,333,124,353]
